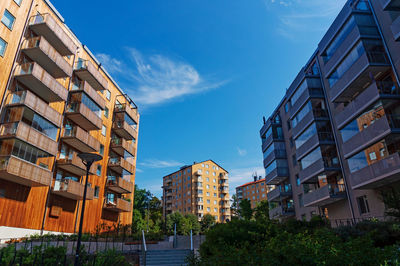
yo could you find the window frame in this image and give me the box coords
[0,37,8,57]
[1,9,16,30]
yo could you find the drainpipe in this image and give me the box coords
[315,59,356,221]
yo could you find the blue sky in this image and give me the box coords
[53,0,346,197]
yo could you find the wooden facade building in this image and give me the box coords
[0,0,139,239]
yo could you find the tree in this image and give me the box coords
[166,212,186,235]
[254,200,270,222]
[231,194,239,217]
[131,209,146,233]
[201,214,216,233]
[184,214,201,235]
[133,185,152,216]
[381,185,400,220]
[238,199,253,220]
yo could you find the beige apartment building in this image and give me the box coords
[236,177,268,209]
[162,160,231,223]
[0,0,139,239]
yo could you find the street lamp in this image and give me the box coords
[74,152,103,266]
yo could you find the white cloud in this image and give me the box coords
[237,147,247,156]
[96,48,228,107]
[139,159,184,169]
[264,0,347,39]
[228,166,265,197]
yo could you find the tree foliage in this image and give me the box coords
[381,185,400,221]
[200,214,216,233]
[166,212,201,235]
[238,199,253,220]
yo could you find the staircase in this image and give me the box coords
[141,249,192,266]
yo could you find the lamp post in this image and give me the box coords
[74,152,103,266]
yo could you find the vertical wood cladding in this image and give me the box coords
[0,0,138,234]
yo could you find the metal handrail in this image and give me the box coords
[141,230,147,266]
[190,230,193,252]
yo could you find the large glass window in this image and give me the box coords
[290,80,308,106]
[69,92,101,117]
[292,101,312,128]
[300,147,322,170]
[265,159,288,176]
[322,17,356,63]
[1,10,15,30]
[295,123,317,149]
[0,37,7,57]
[348,140,389,173]
[9,139,51,168]
[328,42,365,87]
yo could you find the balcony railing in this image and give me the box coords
[22,36,72,78]
[74,60,108,91]
[103,198,132,212]
[114,103,139,124]
[65,102,102,131]
[303,184,346,207]
[108,157,135,174]
[110,137,136,157]
[29,13,76,56]
[0,155,52,187]
[52,179,94,200]
[57,152,96,176]
[14,63,68,103]
[0,122,58,156]
[106,176,133,194]
[61,126,100,153]
[71,80,106,110]
[112,120,137,140]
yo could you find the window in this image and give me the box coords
[292,101,312,128]
[96,165,102,176]
[287,120,291,130]
[207,199,210,204]
[0,37,7,57]
[285,102,290,113]
[214,193,217,197]
[0,189,5,198]
[104,107,109,118]
[292,155,297,166]
[357,195,370,214]
[369,152,377,161]
[300,147,321,170]
[101,125,106,136]
[105,90,111,100]
[99,144,104,156]
[296,175,301,186]
[289,137,294,148]
[205,164,209,168]
[14,0,23,5]
[2,10,15,30]
[94,186,100,198]
[290,80,308,106]
[214,200,217,204]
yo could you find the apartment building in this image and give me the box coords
[0,0,139,239]
[162,160,231,223]
[260,0,400,224]
[236,176,267,209]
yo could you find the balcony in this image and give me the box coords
[350,152,400,189]
[263,149,287,168]
[71,80,106,110]
[6,90,62,127]
[22,37,72,78]
[292,109,329,139]
[299,158,341,184]
[296,132,335,160]
[110,137,136,157]
[269,206,295,219]
[329,52,391,103]
[290,88,324,119]
[0,156,52,187]
[106,176,133,194]
[382,0,400,11]
[260,118,281,138]
[219,186,229,194]
[0,122,58,156]
[114,103,139,124]
[65,102,102,131]
[103,198,132,213]
[52,179,94,200]
[391,15,400,41]
[112,120,137,140]
[265,167,289,185]
[61,126,100,153]
[220,173,228,180]
[108,157,135,174]
[29,13,76,56]
[14,63,68,103]
[335,81,400,129]
[74,60,108,91]
[342,115,400,158]
[57,152,96,177]
[303,184,346,207]
[267,187,292,202]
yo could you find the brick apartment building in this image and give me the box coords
[162,160,231,223]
